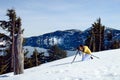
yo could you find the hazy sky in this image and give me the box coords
[0,0,120,37]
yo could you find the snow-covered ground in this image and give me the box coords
[0,49,120,80]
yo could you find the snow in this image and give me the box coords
[48,37,62,45]
[0,41,6,46]
[0,49,120,80]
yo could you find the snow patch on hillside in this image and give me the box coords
[49,37,62,45]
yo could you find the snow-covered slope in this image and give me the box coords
[0,49,120,80]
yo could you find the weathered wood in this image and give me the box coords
[17,32,24,74]
[14,27,24,74]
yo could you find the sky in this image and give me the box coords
[0,0,120,37]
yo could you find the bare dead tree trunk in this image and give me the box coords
[12,19,15,73]
[35,52,38,66]
[14,36,19,75]
[14,27,24,75]
[17,32,24,74]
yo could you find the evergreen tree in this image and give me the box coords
[112,40,120,49]
[48,45,67,61]
[24,48,46,69]
[105,30,113,49]
[24,49,31,69]
[38,52,46,63]
[31,48,41,66]
[85,18,105,52]
[0,9,24,75]
[107,30,113,41]
[24,49,34,69]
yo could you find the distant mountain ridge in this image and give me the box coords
[24,27,120,50]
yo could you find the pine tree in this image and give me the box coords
[31,48,41,66]
[48,45,67,61]
[85,18,105,52]
[38,52,46,63]
[0,9,24,75]
[105,30,113,49]
[112,40,120,49]
[107,30,113,41]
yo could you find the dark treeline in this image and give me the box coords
[24,45,67,69]
[85,18,120,52]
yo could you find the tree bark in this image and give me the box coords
[17,33,24,74]
[14,31,24,75]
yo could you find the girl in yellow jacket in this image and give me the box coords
[78,45,93,61]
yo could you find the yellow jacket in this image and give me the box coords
[83,46,92,54]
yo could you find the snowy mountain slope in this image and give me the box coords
[24,28,120,50]
[24,29,82,50]
[0,49,120,80]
